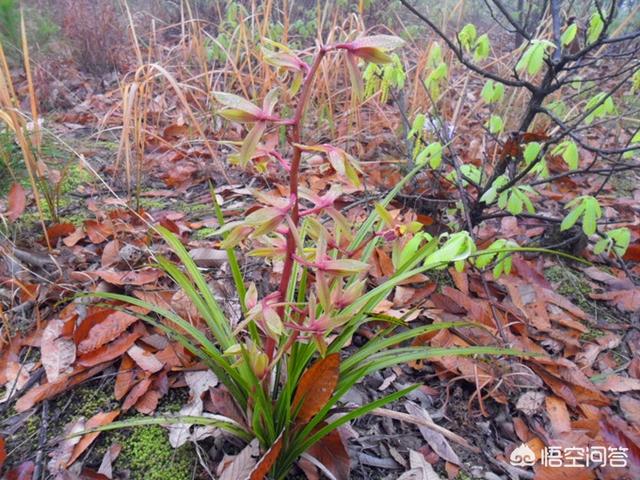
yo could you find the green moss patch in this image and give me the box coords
[115,425,196,480]
[544,264,592,302]
[544,262,620,325]
[192,226,217,240]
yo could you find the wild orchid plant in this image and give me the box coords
[90,35,527,479]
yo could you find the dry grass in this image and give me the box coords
[0,13,50,247]
[58,0,129,75]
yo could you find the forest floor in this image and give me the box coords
[1,33,640,480]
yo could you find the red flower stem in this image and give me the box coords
[264,47,327,361]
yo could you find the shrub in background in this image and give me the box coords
[58,0,128,75]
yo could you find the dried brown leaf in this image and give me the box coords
[16,363,111,412]
[95,268,163,286]
[405,401,461,466]
[78,311,138,354]
[7,183,26,221]
[293,353,340,424]
[122,378,152,411]
[78,332,141,368]
[41,319,76,383]
[306,427,350,480]
[247,433,284,480]
[67,410,120,466]
[114,355,136,400]
[127,344,163,373]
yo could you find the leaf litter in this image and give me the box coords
[0,6,639,480]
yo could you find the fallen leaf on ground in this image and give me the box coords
[0,436,5,470]
[114,355,135,400]
[516,391,546,416]
[598,375,640,392]
[405,401,461,466]
[249,432,284,480]
[16,362,112,412]
[169,370,219,447]
[397,450,441,480]
[78,332,141,367]
[127,344,164,373]
[7,183,26,221]
[1,361,33,403]
[78,311,139,354]
[189,248,228,267]
[599,412,640,475]
[122,378,152,411]
[305,427,350,480]
[5,460,35,480]
[545,395,571,436]
[135,389,160,414]
[98,444,122,479]
[95,269,163,286]
[85,219,114,243]
[185,370,219,398]
[41,319,76,383]
[48,418,85,475]
[218,439,259,480]
[101,240,121,268]
[533,465,595,480]
[46,223,76,244]
[619,394,640,426]
[67,410,120,466]
[590,289,640,312]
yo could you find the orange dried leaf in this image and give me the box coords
[135,389,160,414]
[533,465,595,480]
[67,410,120,467]
[545,396,571,436]
[16,363,111,412]
[306,427,350,480]
[95,269,163,286]
[78,332,141,368]
[122,378,152,411]
[101,240,121,268]
[114,355,136,400]
[292,353,340,423]
[0,436,6,470]
[248,432,284,480]
[622,243,640,261]
[46,223,76,243]
[85,220,113,243]
[41,319,76,383]
[78,311,138,354]
[127,344,164,373]
[7,183,26,221]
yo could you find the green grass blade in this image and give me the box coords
[339,346,531,389]
[340,321,476,372]
[278,385,419,477]
[156,226,235,348]
[73,415,253,442]
[210,181,248,315]
[81,292,247,396]
[156,255,232,347]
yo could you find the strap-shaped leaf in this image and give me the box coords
[72,415,252,442]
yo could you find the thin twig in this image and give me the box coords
[371,407,481,453]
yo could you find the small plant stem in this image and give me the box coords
[266,47,327,361]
